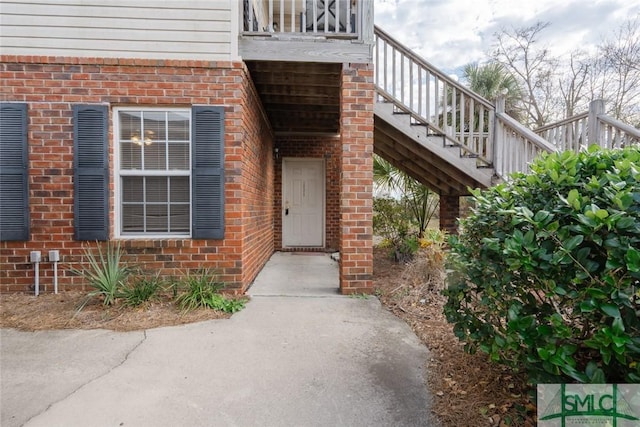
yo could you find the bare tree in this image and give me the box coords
[558,50,591,118]
[592,16,640,125]
[491,22,560,127]
[490,17,640,128]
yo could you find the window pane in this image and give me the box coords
[122,177,144,202]
[118,108,191,236]
[168,111,190,140]
[168,142,189,170]
[170,177,190,203]
[144,141,167,170]
[120,142,142,170]
[122,205,144,232]
[146,205,168,232]
[169,204,190,232]
[120,111,142,140]
[146,177,168,203]
[143,111,166,142]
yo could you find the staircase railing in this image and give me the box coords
[373,26,556,180]
[494,97,557,178]
[535,100,640,151]
[374,25,494,167]
[535,112,589,152]
[373,27,640,183]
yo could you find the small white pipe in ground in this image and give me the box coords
[53,262,58,294]
[49,250,60,294]
[30,251,41,296]
[35,263,39,296]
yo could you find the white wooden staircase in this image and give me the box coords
[373,26,640,195]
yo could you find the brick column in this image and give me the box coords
[439,195,460,235]
[339,63,374,294]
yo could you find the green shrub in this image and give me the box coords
[206,294,247,313]
[373,197,412,242]
[176,269,246,313]
[395,236,420,263]
[121,275,162,307]
[71,242,134,308]
[444,146,640,384]
[373,197,423,262]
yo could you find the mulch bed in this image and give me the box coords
[373,248,536,426]
[0,292,228,332]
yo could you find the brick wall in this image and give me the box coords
[0,55,273,293]
[439,195,460,235]
[339,63,374,294]
[239,80,275,285]
[273,135,340,251]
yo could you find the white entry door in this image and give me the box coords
[282,159,325,247]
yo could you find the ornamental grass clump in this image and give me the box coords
[176,269,246,313]
[121,275,163,307]
[444,146,640,384]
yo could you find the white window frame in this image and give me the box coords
[114,107,192,239]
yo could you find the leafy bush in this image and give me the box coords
[394,236,420,263]
[373,197,412,242]
[419,228,448,248]
[373,197,423,262]
[71,242,134,307]
[207,294,247,313]
[121,275,162,307]
[444,146,640,384]
[176,269,246,313]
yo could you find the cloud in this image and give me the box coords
[374,0,640,70]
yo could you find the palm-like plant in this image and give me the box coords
[71,242,134,308]
[373,155,438,238]
[462,62,523,120]
[437,62,523,160]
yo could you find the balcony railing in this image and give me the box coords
[242,0,368,38]
[239,0,373,62]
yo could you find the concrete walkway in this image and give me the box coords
[1,252,437,427]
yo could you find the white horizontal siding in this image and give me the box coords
[0,0,236,61]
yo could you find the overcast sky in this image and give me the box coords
[374,0,640,74]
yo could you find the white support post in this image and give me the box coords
[588,99,605,148]
[494,95,506,177]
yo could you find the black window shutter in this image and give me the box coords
[0,103,29,241]
[74,105,109,241]
[192,106,225,239]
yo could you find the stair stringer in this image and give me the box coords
[374,101,495,194]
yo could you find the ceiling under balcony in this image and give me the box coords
[246,61,342,135]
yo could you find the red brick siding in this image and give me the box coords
[339,63,374,294]
[0,55,273,293]
[439,195,460,235]
[239,78,275,285]
[273,135,341,251]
